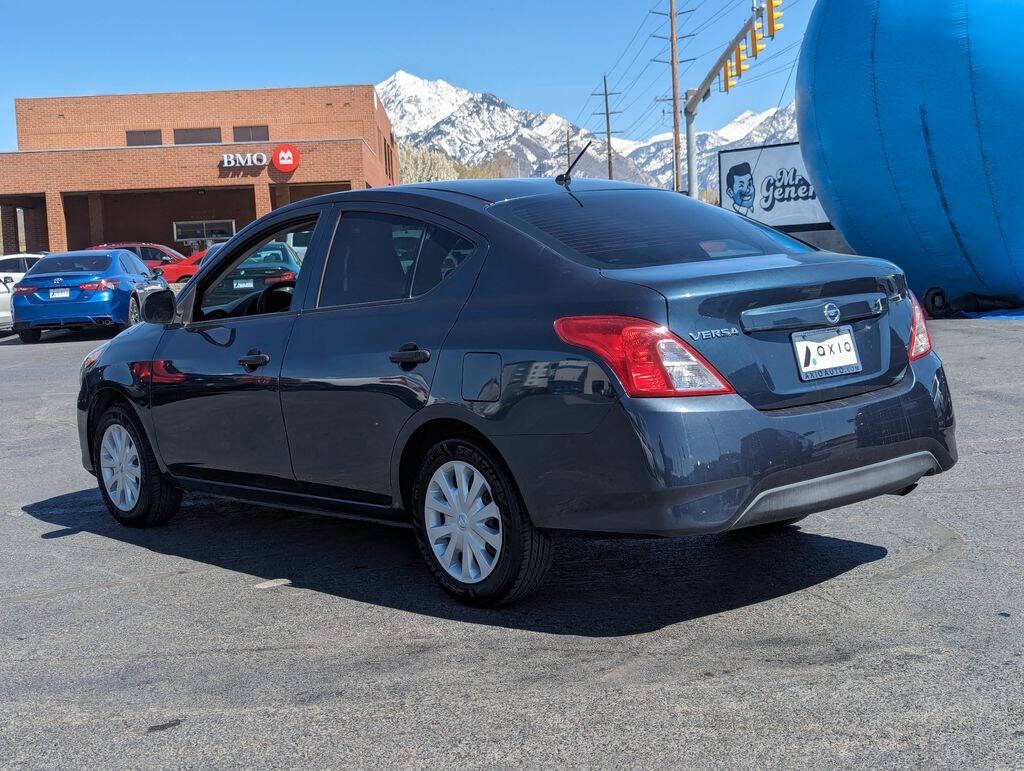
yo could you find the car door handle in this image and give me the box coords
[238,349,271,370]
[389,344,430,368]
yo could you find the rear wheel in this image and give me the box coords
[93,404,181,527]
[17,329,40,344]
[412,438,552,606]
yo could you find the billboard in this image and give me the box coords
[717,142,829,228]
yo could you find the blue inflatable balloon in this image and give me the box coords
[796,0,1024,308]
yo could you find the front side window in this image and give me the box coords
[197,218,317,320]
[317,213,475,308]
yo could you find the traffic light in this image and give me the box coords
[750,22,767,57]
[766,0,783,38]
[723,59,738,92]
[735,41,748,76]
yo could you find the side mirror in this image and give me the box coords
[140,288,176,324]
[152,267,164,278]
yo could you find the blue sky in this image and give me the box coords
[0,0,816,151]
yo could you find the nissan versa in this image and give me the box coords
[76,179,956,605]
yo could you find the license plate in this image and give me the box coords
[49,288,69,299]
[233,279,254,290]
[792,325,862,381]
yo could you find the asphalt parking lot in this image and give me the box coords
[0,321,1021,767]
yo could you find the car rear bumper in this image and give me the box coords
[495,352,956,536]
[13,295,126,329]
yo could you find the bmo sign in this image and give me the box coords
[221,144,300,173]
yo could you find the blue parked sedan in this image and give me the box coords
[12,249,167,343]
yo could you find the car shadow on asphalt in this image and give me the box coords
[0,328,119,346]
[23,488,887,637]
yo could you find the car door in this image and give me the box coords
[149,207,329,489]
[0,280,12,329]
[280,203,486,502]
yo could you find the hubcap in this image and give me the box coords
[99,423,141,512]
[424,460,502,584]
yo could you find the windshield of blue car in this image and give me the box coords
[28,255,112,273]
[488,188,812,268]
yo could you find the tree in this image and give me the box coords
[397,144,460,183]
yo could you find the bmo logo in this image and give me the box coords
[220,144,300,173]
[272,144,299,173]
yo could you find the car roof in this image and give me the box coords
[403,177,651,203]
[43,250,127,258]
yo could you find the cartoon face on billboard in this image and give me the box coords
[725,162,755,215]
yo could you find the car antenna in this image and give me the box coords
[556,140,591,188]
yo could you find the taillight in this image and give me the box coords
[553,315,734,397]
[79,278,120,291]
[264,271,296,285]
[909,292,932,361]
[12,284,37,295]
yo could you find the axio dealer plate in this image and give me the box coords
[49,288,70,299]
[792,325,862,381]
[233,279,254,290]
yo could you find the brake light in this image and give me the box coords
[909,292,932,361]
[79,278,120,291]
[12,284,37,295]
[264,271,296,285]
[553,315,734,397]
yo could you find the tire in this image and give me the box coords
[93,403,181,527]
[411,437,552,606]
[17,329,41,344]
[126,295,140,328]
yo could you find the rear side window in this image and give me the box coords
[318,213,474,307]
[488,189,811,268]
[412,225,474,296]
[318,213,426,307]
[29,255,111,273]
[0,257,20,271]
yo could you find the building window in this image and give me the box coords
[126,129,162,146]
[233,125,269,142]
[173,127,222,145]
[172,219,236,243]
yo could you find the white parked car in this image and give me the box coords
[0,253,44,285]
[0,279,12,332]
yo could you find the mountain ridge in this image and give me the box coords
[376,71,797,192]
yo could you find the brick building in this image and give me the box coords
[0,85,398,254]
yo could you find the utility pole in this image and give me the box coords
[652,3,695,192]
[592,75,621,179]
[669,0,681,193]
[682,1,781,198]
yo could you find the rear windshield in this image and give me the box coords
[488,188,812,268]
[28,255,111,274]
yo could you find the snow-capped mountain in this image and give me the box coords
[376,70,797,191]
[625,103,798,193]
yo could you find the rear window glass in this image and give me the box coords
[28,255,111,273]
[488,189,811,268]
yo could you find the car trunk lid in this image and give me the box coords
[20,272,106,302]
[602,252,914,410]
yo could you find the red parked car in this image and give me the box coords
[88,242,201,283]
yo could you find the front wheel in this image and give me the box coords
[126,295,140,328]
[93,404,181,527]
[412,438,552,606]
[17,329,41,344]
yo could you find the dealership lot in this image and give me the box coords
[0,322,1021,766]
